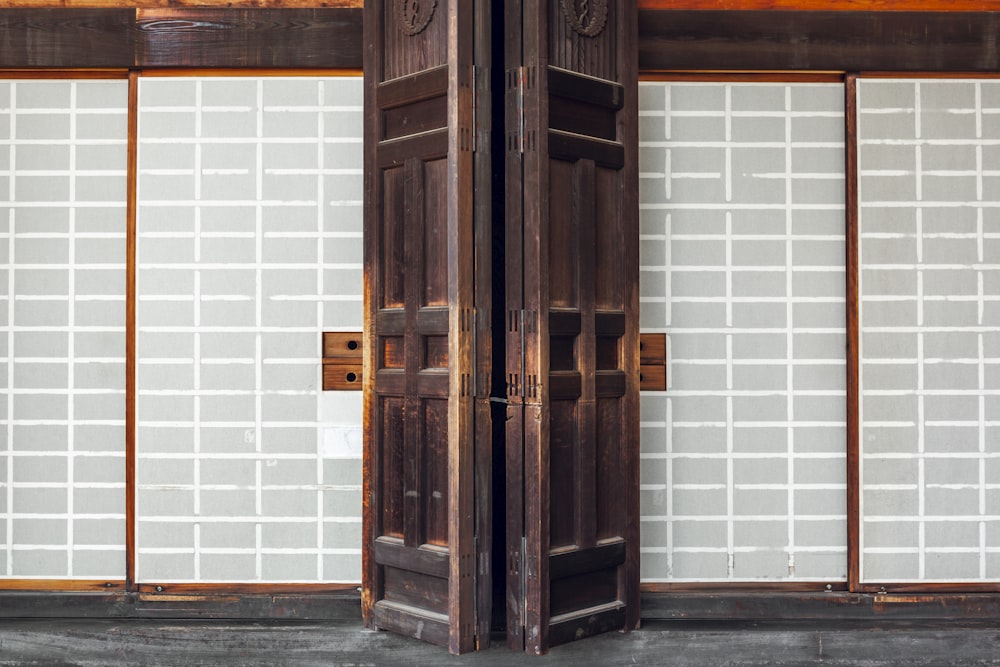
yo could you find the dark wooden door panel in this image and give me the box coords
[508,0,640,655]
[363,0,489,655]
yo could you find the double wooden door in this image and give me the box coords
[362,0,638,654]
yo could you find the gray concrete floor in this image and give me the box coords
[2,619,1000,666]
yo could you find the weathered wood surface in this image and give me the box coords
[6,0,1000,10]
[0,8,363,69]
[4,8,1000,71]
[9,591,1000,624]
[3,618,1000,666]
[638,10,1000,71]
[363,0,482,654]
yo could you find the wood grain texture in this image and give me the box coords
[1,0,362,6]
[364,0,478,654]
[0,580,125,592]
[512,0,639,654]
[4,8,1000,72]
[638,10,1000,71]
[0,9,362,69]
[638,0,1000,9]
[7,0,1000,9]
[135,9,362,68]
[0,9,135,67]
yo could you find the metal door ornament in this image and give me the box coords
[560,0,608,37]
[395,0,437,36]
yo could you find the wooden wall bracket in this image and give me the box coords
[322,332,363,391]
[639,333,667,391]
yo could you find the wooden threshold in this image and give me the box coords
[0,580,125,593]
[641,591,1000,621]
[135,583,360,595]
[642,582,848,593]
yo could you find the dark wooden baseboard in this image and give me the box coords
[0,591,361,621]
[642,592,1000,622]
[4,589,1000,623]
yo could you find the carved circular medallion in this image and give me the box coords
[395,0,437,37]
[560,0,609,38]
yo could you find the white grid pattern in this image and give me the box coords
[0,80,128,579]
[859,79,1000,582]
[638,82,848,582]
[135,77,363,583]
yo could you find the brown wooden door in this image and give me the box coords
[506,0,641,654]
[362,0,490,655]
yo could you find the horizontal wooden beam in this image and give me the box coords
[0,9,136,68]
[0,8,363,69]
[136,8,362,68]
[2,0,362,7]
[639,0,1000,10]
[639,10,1000,71]
[4,0,1000,10]
[3,8,999,72]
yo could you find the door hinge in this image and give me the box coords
[508,66,527,155]
[520,535,528,627]
[471,65,477,154]
[506,309,531,399]
[517,66,526,154]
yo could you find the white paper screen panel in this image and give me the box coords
[858,79,1000,583]
[0,79,129,579]
[135,77,363,583]
[638,82,848,582]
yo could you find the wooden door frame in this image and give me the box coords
[3,0,1000,623]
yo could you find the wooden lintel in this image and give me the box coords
[1,8,1000,72]
[3,1,998,10]
[0,8,363,69]
[638,10,1000,72]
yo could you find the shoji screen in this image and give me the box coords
[0,79,129,580]
[858,78,1000,583]
[638,81,848,583]
[135,76,363,583]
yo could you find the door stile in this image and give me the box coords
[472,0,495,649]
[361,0,381,629]
[619,1,641,634]
[520,2,551,655]
[505,0,527,650]
[447,0,477,654]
